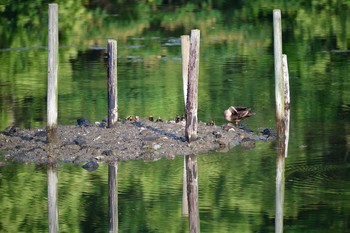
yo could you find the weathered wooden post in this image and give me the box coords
[273,9,284,123]
[186,154,200,233]
[181,35,190,105]
[185,29,200,142]
[275,148,285,233]
[282,54,290,158]
[273,9,290,233]
[107,39,118,128]
[108,162,118,233]
[47,163,59,233]
[273,9,284,233]
[282,55,290,110]
[182,157,189,216]
[275,55,290,232]
[181,35,190,216]
[47,3,59,143]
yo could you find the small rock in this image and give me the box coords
[141,142,152,150]
[102,150,114,156]
[139,127,147,132]
[74,136,87,147]
[215,140,227,149]
[34,130,46,137]
[240,138,256,149]
[223,123,235,131]
[95,155,104,160]
[142,136,160,141]
[166,154,175,160]
[212,131,222,138]
[5,125,18,135]
[260,128,276,139]
[153,144,161,150]
[77,118,91,127]
[95,121,106,128]
[63,144,81,150]
[82,160,99,172]
[262,128,271,135]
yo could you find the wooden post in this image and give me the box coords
[282,54,290,158]
[273,9,284,122]
[181,35,190,105]
[48,163,59,233]
[108,162,118,233]
[182,156,189,216]
[107,40,118,128]
[47,3,59,143]
[181,35,190,216]
[282,55,290,109]
[186,154,200,233]
[275,151,285,233]
[185,29,200,142]
[273,11,288,232]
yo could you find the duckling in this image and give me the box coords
[206,120,216,126]
[126,115,139,121]
[224,106,255,126]
[148,115,154,122]
[175,115,185,123]
[155,117,163,122]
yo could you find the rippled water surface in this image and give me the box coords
[1,1,350,232]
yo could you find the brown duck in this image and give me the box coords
[224,106,255,126]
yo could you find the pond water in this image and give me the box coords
[1,1,350,232]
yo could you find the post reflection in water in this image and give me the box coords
[275,107,290,233]
[185,154,200,233]
[108,162,118,233]
[47,161,59,233]
[182,156,189,216]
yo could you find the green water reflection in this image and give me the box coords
[2,0,349,130]
[1,142,350,232]
[1,0,350,232]
[0,146,275,233]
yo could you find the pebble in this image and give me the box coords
[153,144,161,150]
[82,160,99,172]
[102,150,114,156]
[212,131,222,138]
[74,136,87,147]
[77,118,91,127]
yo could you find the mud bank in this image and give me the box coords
[0,118,275,164]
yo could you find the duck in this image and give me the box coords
[224,106,255,126]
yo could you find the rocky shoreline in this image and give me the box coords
[0,118,275,164]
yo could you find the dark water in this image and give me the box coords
[1,1,350,232]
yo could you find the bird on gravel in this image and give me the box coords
[224,106,255,126]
